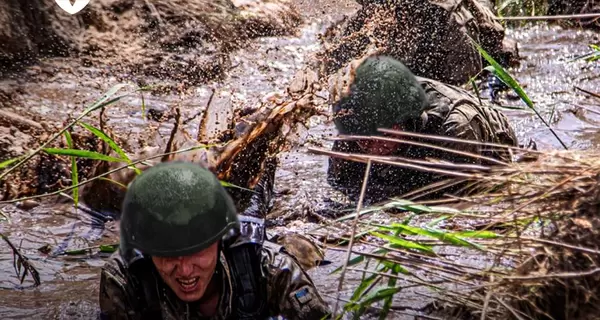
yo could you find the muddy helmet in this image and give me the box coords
[120,161,239,257]
[331,55,429,136]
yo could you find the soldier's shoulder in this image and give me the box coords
[100,251,129,287]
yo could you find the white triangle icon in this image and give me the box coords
[55,0,91,15]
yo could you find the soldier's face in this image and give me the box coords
[357,139,400,156]
[357,124,403,156]
[152,242,220,302]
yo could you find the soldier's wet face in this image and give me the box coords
[151,241,220,302]
[356,123,403,155]
[357,139,399,155]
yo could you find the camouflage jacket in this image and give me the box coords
[327,76,519,203]
[99,241,331,320]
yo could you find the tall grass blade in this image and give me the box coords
[83,84,131,114]
[451,230,499,239]
[98,177,128,189]
[140,92,147,121]
[380,263,400,320]
[0,156,24,170]
[78,121,141,174]
[43,148,125,162]
[357,287,402,308]
[350,268,385,301]
[220,180,256,193]
[63,132,79,208]
[371,232,434,254]
[469,37,568,150]
[389,224,485,250]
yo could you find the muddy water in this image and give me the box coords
[1,2,600,318]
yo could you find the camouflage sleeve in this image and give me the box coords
[439,104,486,164]
[98,256,138,320]
[441,103,518,164]
[263,247,331,320]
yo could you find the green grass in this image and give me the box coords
[333,198,503,319]
[468,36,568,150]
[0,83,250,207]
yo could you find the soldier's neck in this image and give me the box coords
[194,274,221,316]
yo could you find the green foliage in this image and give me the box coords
[469,36,568,150]
[338,198,501,319]
[63,131,79,208]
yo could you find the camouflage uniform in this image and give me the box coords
[99,162,331,320]
[327,57,519,203]
[99,240,331,320]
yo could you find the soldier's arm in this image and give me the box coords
[98,259,139,320]
[263,248,331,320]
[442,103,518,164]
[438,104,489,164]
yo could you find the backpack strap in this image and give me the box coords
[225,243,270,319]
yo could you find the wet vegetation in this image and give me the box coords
[1,0,600,319]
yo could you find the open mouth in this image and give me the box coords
[176,277,200,292]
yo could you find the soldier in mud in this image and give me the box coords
[327,54,520,203]
[98,161,331,320]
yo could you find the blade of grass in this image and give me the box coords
[389,224,485,251]
[330,248,389,274]
[371,231,435,254]
[98,177,128,189]
[220,180,256,193]
[63,132,79,208]
[140,92,147,121]
[77,121,141,174]
[380,262,400,320]
[450,230,499,239]
[0,144,213,204]
[99,244,119,253]
[0,156,24,170]
[43,148,126,162]
[357,287,402,310]
[470,37,568,150]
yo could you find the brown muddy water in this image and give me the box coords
[1,1,600,318]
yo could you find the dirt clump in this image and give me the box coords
[315,0,519,86]
[0,120,104,202]
[0,0,83,70]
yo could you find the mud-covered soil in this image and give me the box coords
[0,0,303,87]
[313,0,520,86]
[1,0,600,319]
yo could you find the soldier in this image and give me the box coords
[98,161,331,320]
[327,54,519,203]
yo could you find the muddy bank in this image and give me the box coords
[0,0,302,86]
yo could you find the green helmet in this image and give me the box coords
[120,161,239,257]
[332,55,429,136]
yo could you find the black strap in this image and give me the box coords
[226,243,269,319]
[125,258,163,320]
